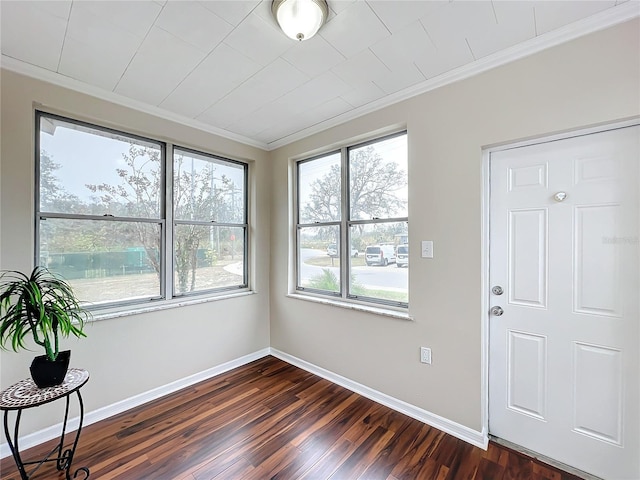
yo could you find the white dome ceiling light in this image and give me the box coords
[271,0,329,42]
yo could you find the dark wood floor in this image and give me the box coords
[1,356,585,480]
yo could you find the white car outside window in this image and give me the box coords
[364,245,396,266]
[396,244,409,267]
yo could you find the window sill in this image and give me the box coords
[91,290,256,321]
[286,293,413,321]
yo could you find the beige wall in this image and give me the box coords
[269,19,640,432]
[0,19,638,441]
[0,71,271,435]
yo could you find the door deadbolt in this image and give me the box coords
[492,286,503,295]
[490,306,504,316]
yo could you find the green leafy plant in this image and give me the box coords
[0,266,89,361]
[308,269,370,296]
[308,268,340,291]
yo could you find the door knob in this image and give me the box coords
[490,306,504,316]
[553,191,567,202]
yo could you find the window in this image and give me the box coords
[296,132,408,307]
[36,111,248,309]
[172,147,247,295]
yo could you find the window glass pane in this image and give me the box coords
[35,113,253,309]
[298,225,340,293]
[174,225,245,295]
[39,218,161,305]
[349,134,408,221]
[298,152,341,224]
[39,117,162,218]
[349,222,408,305]
[174,149,245,223]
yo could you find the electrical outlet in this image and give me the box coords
[420,347,432,364]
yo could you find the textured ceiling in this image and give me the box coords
[1,0,637,150]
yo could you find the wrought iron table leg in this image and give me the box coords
[3,409,28,480]
[62,390,90,479]
[2,392,90,480]
[55,393,71,470]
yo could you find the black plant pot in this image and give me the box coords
[30,350,71,388]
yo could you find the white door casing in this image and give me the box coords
[488,125,639,480]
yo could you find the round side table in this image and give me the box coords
[1,368,90,480]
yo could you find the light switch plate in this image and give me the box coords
[421,240,433,258]
[420,347,432,364]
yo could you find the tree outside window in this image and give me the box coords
[36,112,248,308]
[296,132,408,307]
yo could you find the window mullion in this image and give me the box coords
[38,213,163,223]
[340,146,349,299]
[297,221,341,228]
[294,161,301,290]
[173,220,247,228]
[243,162,249,287]
[34,114,42,268]
[165,143,174,300]
[295,226,302,288]
[350,217,409,226]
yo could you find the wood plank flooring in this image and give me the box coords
[0,356,585,480]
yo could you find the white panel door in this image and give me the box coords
[489,126,639,480]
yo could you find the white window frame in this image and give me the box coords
[295,131,408,309]
[171,145,249,298]
[35,111,249,311]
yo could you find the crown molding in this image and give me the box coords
[0,56,269,151]
[1,2,638,152]
[265,1,640,150]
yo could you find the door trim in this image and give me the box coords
[481,117,640,449]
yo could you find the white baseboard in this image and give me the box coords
[0,348,270,459]
[270,348,488,450]
[2,346,488,461]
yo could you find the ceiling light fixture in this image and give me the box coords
[271,0,329,42]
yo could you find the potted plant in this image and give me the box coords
[0,266,89,388]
